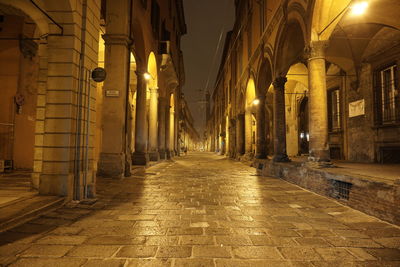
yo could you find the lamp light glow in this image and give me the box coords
[350,1,368,16]
[143,72,152,80]
[252,99,260,105]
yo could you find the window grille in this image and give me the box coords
[375,64,399,125]
[331,180,352,200]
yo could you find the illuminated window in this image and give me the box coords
[328,87,341,131]
[374,64,399,125]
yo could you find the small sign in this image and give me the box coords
[105,90,120,97]
[349,99,365,118]
[92,67,106,82]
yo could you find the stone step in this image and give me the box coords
[0,195,65,233]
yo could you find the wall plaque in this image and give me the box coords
[349,99,365,118]
[105,90,120,97]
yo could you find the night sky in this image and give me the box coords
[182,0,235,137]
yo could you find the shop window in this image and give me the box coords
[328,87,341,132]
[374,63,399,125]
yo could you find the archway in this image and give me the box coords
[312,0,400,163]
[147,52,159,161]
[245,78,257,155]
[0,4,42,173]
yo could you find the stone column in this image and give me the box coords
[98,34,131,178]
[174,115,179,155]
[132,69,149,165]
[307,41,330,162]
[165,104,172,159]
[236,113,245,156]
[158,97,166,159]
[148,87,159,161]
[245,110,253,154]
[273,77,290,162]
[256,93,267,159]
[169,109,175,157]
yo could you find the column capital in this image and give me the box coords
[149,87,159,93]
[273,76,287,89]
[102,34,132,47]
[305,40,329,60]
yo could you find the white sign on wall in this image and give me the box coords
[349,99,365,118]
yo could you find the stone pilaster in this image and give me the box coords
[256,93,267,159]
[273,77,290,162]
[98,34,131,178]
[158,97,167,159]
[148,87,159,161]
[245,110,253,155]
[236,113,245,156]
[132,69,149,165]
[307,41,331,163]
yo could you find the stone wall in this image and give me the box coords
[257,159,400,226]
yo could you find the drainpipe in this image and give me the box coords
[74,0,89,200]
[124,0,134,176]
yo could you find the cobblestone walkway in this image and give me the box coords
[1,152,400,266]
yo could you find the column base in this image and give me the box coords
[255,152,267,159]
[132,152,149,166]
[98,153,125,178]
[149,151,160,162]
[308,149,331,163]
[273,153,291,162]
[159,149,166,160]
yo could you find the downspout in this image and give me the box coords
[74,0,89,200]
[124,0,134,176]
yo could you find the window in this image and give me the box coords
[374,63,399,125]
[260,0,266,35]
[151,0,160,37]
[328,87,341,131]
[247,18,252,60]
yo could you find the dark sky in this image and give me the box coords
[182,0,235,136]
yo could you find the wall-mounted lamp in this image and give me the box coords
[143,72,152,81]
[350,1,369,16]
[252,98,260,105]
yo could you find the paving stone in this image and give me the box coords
[174,258,215,267]
[372,237,400,248]
[82,259,126,267]
[116,246,158,258]
[192,246,232,258]
[215,259,294,267]
[232,246,282,259]
[216,235,252,246]
[145,236,180,246]
[364,248,400,260]
[156,246,192,258]
[66,245,120,257]
[85,235,146,245]
[294,237,332,247]
[19,244,73,257]
[125,258,172,266]
[181,235,215,245]
[315,247,358,260]
[9,258,87,267]
[0,243,30,256]
[278,247,322,260]
[36,235,88,245]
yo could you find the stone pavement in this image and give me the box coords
[1,152,400,266]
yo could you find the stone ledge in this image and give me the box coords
[253,159,400,226]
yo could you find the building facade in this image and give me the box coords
[206,0,400,164]
[0,0,190,200]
